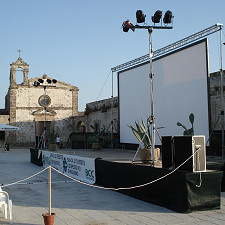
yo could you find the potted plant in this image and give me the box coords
[177,113,195,135]
[89,125,109,150]
[128,119,160,164]
[42,212,55,225]
[47,129,58,151]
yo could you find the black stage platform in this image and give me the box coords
[30,148,225,213]
[95,159,223,213]
[207,160,225,191]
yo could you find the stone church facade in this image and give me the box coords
[0,56,79,147]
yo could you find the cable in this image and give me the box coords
[196,172,202,188]
[96,69,111,101]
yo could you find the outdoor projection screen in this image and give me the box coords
[118,39,209,145]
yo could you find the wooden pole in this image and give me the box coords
[49,166,51,216]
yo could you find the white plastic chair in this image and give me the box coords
[0,187,12,224]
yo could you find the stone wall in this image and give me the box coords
[14,121,36,146]
[73,97,118,134]
[0,115,9,124]
[209,70,225,130]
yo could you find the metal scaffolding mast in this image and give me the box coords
[111,23,223,72]
[111,23,225,157]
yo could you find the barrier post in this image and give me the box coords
[49,166,51,216]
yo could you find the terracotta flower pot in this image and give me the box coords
[139,148,160,164]
[42,213,55,225]
[92,143,102,150]
[49,143,57,151]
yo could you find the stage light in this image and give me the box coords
[52,79,57,84]
[47,79,52,84]
[34,81,40,86]
[38,79,44,83]
[163,10,173,24]
[136,10,146,23]
[152,10,162,24]
[122,20,135,32]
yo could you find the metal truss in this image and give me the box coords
[111,23,223,72]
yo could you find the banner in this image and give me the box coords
[63,154,95,184]
[42,151,95,184]
[42,151,64,173]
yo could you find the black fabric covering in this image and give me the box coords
[95,159,223,213]
[207,161,225,192]
[30,147,43,166]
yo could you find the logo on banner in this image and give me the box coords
[85,169,95,181]
[42,154,50,166]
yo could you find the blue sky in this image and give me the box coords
[0,0,224,110]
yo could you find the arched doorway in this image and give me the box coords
[76,121,86,133]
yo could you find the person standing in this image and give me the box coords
[56,135,60,148]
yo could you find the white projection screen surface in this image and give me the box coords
[118,39,209,145]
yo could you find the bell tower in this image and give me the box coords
[10,49,29,87]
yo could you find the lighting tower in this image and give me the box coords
[34,78,57,149]
[122,10,173,166]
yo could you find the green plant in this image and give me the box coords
[89,125,109,145]
[128,119,152,149]
[47,129,58,144]
[177,113,194,135]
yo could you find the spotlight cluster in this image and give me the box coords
[122,10,173,32]
[34,78,57,87]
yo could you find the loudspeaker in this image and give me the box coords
[173,135,206,172]
[162,136,174,169]
[162,135,206,172]
[192,135,206,172]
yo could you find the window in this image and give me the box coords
[38,95,51,107]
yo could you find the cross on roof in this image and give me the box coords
[17,49,22,58]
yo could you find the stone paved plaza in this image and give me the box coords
[0,149,225,225]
